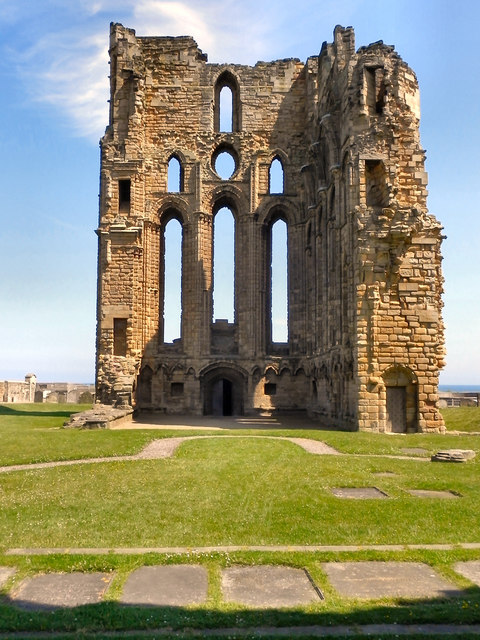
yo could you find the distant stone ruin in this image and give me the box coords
[0,375,94,404]
[95,24,445,432]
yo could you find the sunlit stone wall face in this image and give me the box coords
[95,23,445,432]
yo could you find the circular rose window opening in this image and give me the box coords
[214,149,236,180]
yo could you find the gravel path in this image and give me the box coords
[0,436,340,473]
[0,435,433,474]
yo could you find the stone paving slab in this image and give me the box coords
[330,487,389,499]
[221,566,322,608]
[10,572,113,610]
[322,561,463,599]
[120,565,208,606]
[0,567,15,588]
[454,560,480,586]
[407,489,459,499]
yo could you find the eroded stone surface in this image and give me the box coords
[431,450,476,463]
[221,566,322,607]
[322,562,462,599]
[64,404,133,429]
[120,565,207,606]
[11,572,113,609]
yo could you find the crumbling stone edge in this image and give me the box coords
[63,404,133,429]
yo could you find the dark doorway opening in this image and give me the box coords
[211,378,233,416]
[203,367,245,416]
[136,366,153,406]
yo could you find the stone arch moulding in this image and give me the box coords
[257,199,298,227]
[381,365,418,434]
[200,361,248,416]
[157,197,189,226]
[210,183,246,219]
[213,69,241,132]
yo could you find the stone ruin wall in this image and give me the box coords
[96,23,445,432]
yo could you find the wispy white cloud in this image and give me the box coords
[12,25,109,141]
[5,0,344,141]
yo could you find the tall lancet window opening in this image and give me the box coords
[219,86,233,132]
[214,72,240,132]
[163,218,182,342]
[167,155,183,192]
[213,206,235,322]
[271,218,288,343]
[269,157,284,194]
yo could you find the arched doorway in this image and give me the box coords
[201,364,246,416]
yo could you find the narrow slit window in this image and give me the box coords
[113,318,127,356]
[167,156,182,192]
[213,206,235,322]
[365,67,385,115]
[269,158,284,194]
[118,179,131,213]
[163,218,182,342]
[271,219,288,343]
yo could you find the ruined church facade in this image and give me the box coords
[96,23,445,432]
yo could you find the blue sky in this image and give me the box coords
[1,0,479,384]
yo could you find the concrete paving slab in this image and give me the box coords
[407,489,460,499]
[120,565,208,606]
[454,560,480,586]
[221,565,322,608]
[330,487,389,499]
[10,572,113,610]
[0,567,15,588]
[322,562,463,599]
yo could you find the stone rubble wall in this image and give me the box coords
[95,23,445,431]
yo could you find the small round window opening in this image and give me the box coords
[213,149,236,180]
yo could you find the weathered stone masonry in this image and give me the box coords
[96,23,445,432]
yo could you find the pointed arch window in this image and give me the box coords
[162,216,183,343]
[269,157,284,194]
[213,206,235,322]
[167,155,183,192]
[214,71,240,132]
[268,217,288,345]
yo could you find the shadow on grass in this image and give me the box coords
[0,405,82,419]
[1,587,480,636]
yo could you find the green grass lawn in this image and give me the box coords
[0,404,479,548]
[1,403,480,636]
[441,406,480,432]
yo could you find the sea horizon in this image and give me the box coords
[439,385,480,393]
